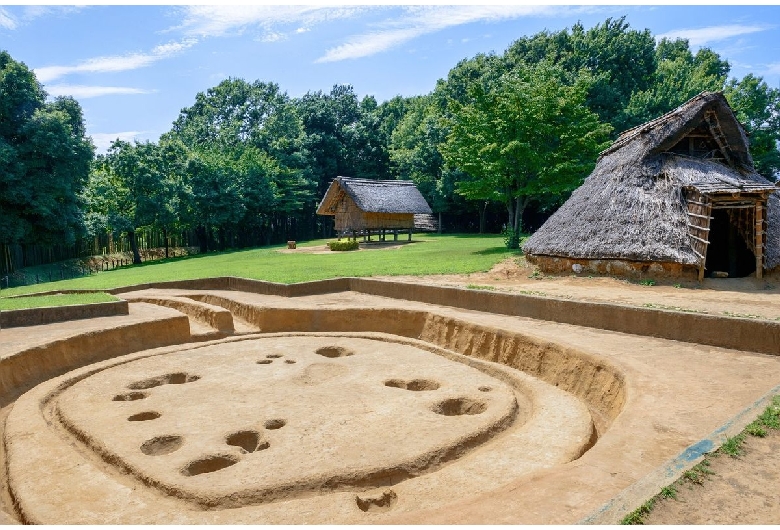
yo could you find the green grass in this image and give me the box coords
[622,394,780,524]
[642,303,708,314]
[0,234,519,298]
[0,292,118,310]
[466,284,496,291]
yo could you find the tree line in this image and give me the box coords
[2,17,780,273]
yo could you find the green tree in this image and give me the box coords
[85,139,188,263]
[0,51,93,252]
[170,77,314,247]
[725,74,780,179]
[441,62,612,247]
[505,17,657,132]
[618,38,730,130]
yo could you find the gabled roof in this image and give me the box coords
[598,91,753,169]
[523,91,780,270]
[317,177,433,215]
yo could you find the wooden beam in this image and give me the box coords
[756,203,764,279]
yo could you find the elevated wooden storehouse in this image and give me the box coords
[317,177,434,241]
[524,91,779,280]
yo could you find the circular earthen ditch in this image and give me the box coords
[5,332,604,524]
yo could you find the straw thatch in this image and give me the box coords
[317,177,433,233]
[523,91,780,274]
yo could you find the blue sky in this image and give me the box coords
[1,4,780,152]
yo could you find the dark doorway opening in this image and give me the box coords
[705,209,756,278]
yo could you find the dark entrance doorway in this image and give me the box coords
[705,209,756,278]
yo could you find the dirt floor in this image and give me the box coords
[3,252,780,524]
[381,255,780,525]
[644,428,780,524]
[381,255,780,321]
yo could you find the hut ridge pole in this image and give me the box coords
[756,209,762,278]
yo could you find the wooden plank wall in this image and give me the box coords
[333,196,414,231]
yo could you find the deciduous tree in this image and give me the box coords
[441,62,612,246]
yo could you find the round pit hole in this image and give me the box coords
[264,419,286,430]
[226,430,268,453]
[181,454,239,476]
[356,489,398,512]
[431,397,487,416]
[128,373,199,390]
[285,360,296,364]
[256,360,273,365]
[128,411,161,422]
[315,346,354,358]
[478,386,492,392]
[113,392,148,402]
[385,379,440,391]
[140,435,183,456]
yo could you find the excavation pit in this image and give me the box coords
[3,281,779,524]
[5,331,595,523]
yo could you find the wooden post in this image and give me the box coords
[756,203,764,279]
[408,228,412,241]
[394,230,398,242]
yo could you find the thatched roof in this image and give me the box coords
[523,91,780,270]
[317,177,433,215]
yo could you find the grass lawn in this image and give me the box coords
[0,292,118,311]
[0,234,519,298]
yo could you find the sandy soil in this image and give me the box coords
[3,253,780,524]
[644,428,780,524]
[382,256,780,524]
[380,256,780,321]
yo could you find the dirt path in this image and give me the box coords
[382,257,780,524]
[644,428,780,524]
[380,256,780,321]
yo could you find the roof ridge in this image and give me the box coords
[598,91,722,159]
[337,176,416,186]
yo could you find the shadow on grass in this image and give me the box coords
[439,233,503,239]
[472,247,522,256]
[112,244,291,270]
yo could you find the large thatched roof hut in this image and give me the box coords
[317,177,434,239]
[523,91,779,280]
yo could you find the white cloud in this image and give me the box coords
[22,6,84,21]
[176,5,366,41]
[0,6,86,30]
[34,38,196,83]
[259,31,286,43]
[90,131,144,153]
[46,85,155,99]
[0,7,17,30]
[765,63,780,76]
[315,5,573,63]
[656,24,770,47]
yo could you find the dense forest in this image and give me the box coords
[2,18,780,275]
